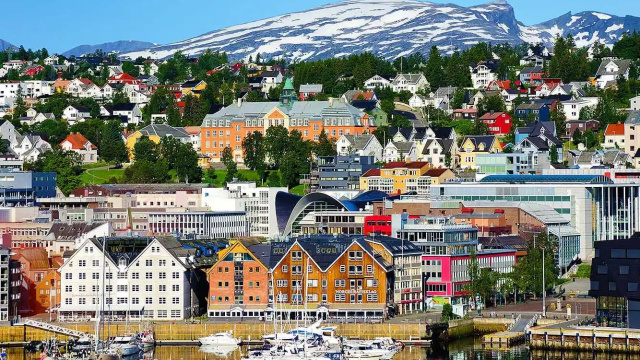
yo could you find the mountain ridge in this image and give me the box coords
[0,39,14,52]
[86,0,640,61]
[62,40,157,57]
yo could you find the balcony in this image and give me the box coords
[234,289,244,295]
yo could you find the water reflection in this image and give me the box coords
[5,340,640,360]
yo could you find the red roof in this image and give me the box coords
[78,78,94,85]
[479,111,510,120]
[352,91,375,101]
[496,80,511,90]
[382,162,429,169]
[382,162,407,169]
[60,133,97,150]
[605,123,625,136]
[454,108,477,114]
[425,168,450,177]
[361,168,381,177]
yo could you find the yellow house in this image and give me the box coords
[181,80,207,97]
[459,135,502,170]
[125,124,191,161]
[360,161,432,195]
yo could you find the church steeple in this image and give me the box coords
[279,77,296,107]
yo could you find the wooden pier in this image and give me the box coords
[482,331,525,349]
[528,326,640,353]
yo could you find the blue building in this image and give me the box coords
[0,170,57,206]
[515,102,551,123]
[315,155,378,192]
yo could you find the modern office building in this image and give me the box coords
[147,211,248,238]
[0,171,56,206]
[201,182,287,238]
[589,237,640,328]
[392,214,516,307]
[432,175,640,260]
[0,248,21,322]
[314,155,378,192]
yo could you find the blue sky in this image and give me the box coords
[3,0,640,53]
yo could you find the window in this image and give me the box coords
[159,285,166,292]
[159,272,166,279]
[172,297,179,305]
[132,298,140,305]
[172,284,179,292]
[132,272,139,279]
[132,285,139,292]
[159,297,166,305]
[79,298,86,305]
[65,299,72,305]
[367,265,373,274]
[92,260,99,266]
[334,293,346,302]
[348,251,363,260]
[65,273,72,280]
[117,285,127,292]
[170,310,180,318]
[79,260,86,267]
[79,273,86,280]
[146,260,152,266]
[159,260,166,266]
[145,297,153,304]
[291,251,302,261]
[92,273,99,280]
[292,265,302,275]
[146,285,152,291]
[340,265,345,273]
[307,265,313,273]
[367,293,378,302]
[172,272,179,279]
[65,285,72,292]
[157,310,167,318]
[145,272,152,279]
[366,279,378,288]
[276,280,288,287]
[307,279,318,287]
[620,266,630,275]
[282,265,288,273]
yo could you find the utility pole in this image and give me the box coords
[542,246,546,318]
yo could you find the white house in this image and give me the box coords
[561,97,599,121]
[631,96,640,111]
[603,123,625,149]
[22,80,52,98]
[364,75,392,90]
[58,237,201,322]
[391,74,429,94]
[336,134,383,162]
[0,120,19,145]
[595,59,631,89]
[62,105,91,124]
[419,138,455,168]
[260,70,283,93]
[112,103,143,126]
[383,141,417,162]
[60,133,99,164]
[43,55,60,66]
[0,82,23,106]
[470,61,499,89]
[12,134,51,161]
[66,78,94,97]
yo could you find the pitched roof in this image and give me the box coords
[47,222,106,241]
[596,59,631,77]
[343,134,374,150]
[361,168,381,177]
[389,141,415,153]
[462,136,497,151]
[425,168,450,177]
[520,66,543,74]
[299,84,323,93]
[70,104,90,112]
[60,133,97,150]
[479,111,509,120]
[389,126,413,140]
[181,80,203,88]
[111,103,138,111]
[393,73,425,85]
[352,91,376,101]
[13,248,50,270]
[137,124,190,139]
[605,123,625,136]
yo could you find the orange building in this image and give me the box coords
[11,248,55,314]
[34,270,61,317]
[200,78,376,163]
[206,241,270,319]
[269,237,392,321]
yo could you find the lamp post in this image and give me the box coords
[542,246,546,318]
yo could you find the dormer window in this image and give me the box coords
[119,257,127,268]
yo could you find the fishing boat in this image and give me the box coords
[140,330,155,350]
[108,336,142,356]
[199,331,239,346]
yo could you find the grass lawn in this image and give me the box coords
[81,168,125,185]
[290,184,306,196]
[574,264,591,278]
[81,162,109,170]
[205,169,263,187]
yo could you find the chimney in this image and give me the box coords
[329,98,333,108]
[237,98,242,107]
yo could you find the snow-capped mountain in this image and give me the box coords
[0,39,14,52]
[62,40,157,57]
[119,0,640,61]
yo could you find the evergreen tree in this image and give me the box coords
[315,129,335,157]
[424,46,443,90]
[549,145,559,164]
[221,146,238,183]
[12,85,26,121]
[99,120,128,164]
[133,136,159,162]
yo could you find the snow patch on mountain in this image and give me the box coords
[117,0,640,61]
[63,40,157,57]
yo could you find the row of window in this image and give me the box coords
[65,296,180,305]
[65,284,180,292]
[74,258,176,268]
[64,271,180,280]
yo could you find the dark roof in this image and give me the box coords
[181,80,202,88]
[48,222,106,241]
[351,100,377,111]
[112,103,137,111]
[261,70,281,78]
[247,244,271,267]
[463,135,496,151]
[479,235,528,250]
[71,104,90,112]
[389,126,413,140]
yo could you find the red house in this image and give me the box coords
[22,65,45,77]
[480,111,513,136]
[108,73,140,85]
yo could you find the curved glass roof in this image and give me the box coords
[479,175,613,184]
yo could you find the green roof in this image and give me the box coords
[283,78,294,91]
